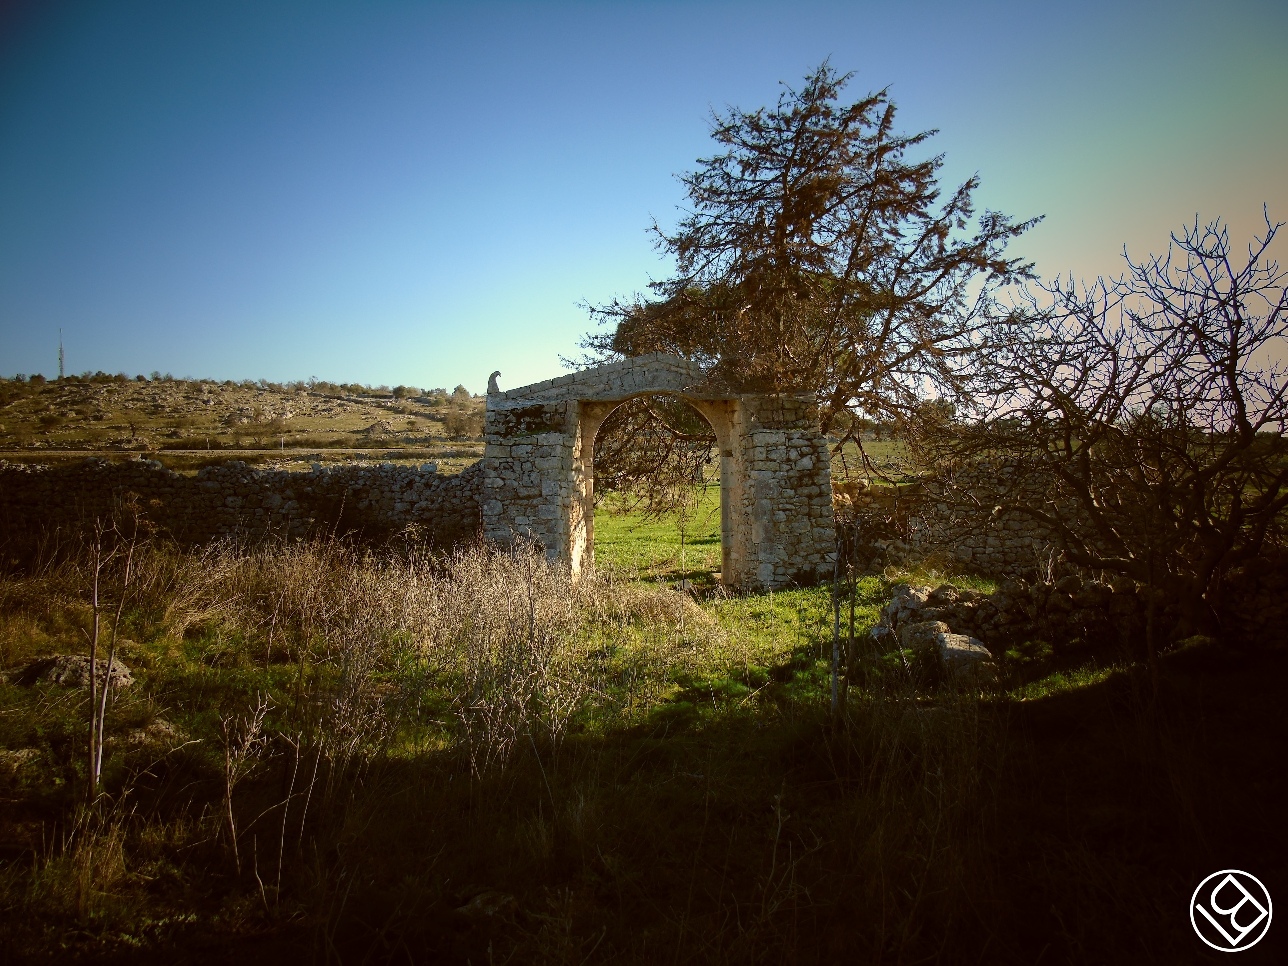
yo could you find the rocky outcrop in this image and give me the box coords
[935,633,998,687]
[15,654,134,690]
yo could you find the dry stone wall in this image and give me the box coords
[0,458,481,549]
[873,578,1146,662]
[838,461,1067,577]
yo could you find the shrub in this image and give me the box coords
[443,408,483,439]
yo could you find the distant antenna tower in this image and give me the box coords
[58,329,64,380]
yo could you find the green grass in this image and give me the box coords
[1008,663,1122,700]
[882,561,998,595]
[2,537,1285,964]
[829,435,916,480]
[593,487,722,582]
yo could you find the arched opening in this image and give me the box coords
[580,393,732,588]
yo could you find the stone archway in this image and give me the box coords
[577,391,733,581]
[481,353,835,591]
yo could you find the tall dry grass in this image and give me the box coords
[0,540,726,947]
[0,532,1029,963]
[144,536,716,771]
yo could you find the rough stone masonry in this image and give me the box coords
[0,458,482,549]
[482,353,836,591]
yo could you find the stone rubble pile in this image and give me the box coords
[871,584,998,687]
[13,654,134,690]
[870,575,1150,685]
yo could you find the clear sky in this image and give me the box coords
[2,0,1285,392]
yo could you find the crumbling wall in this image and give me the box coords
[837,461,1071,577]
[0,458,482,551]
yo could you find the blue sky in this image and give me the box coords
[2,0,1285,392]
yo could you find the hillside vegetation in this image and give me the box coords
[0,375,485,469]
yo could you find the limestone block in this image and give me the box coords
[938,634,997,687]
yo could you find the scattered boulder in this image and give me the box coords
[937,633,998,686]
[898,619,952,653]
[891,616,997,686]
[14,654,133,690]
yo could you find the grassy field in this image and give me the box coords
[593,488,723,583]
[0,524,1282,964]
[827,435,916,481]
[3,378,1280,960]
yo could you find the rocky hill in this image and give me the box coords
[0,375,484,469]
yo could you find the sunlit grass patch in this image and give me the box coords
[830,435,916,479]
[884,561,998,595]
[1008,664,1122,700]
[593,488,721,581]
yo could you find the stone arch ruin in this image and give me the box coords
[482,353,836,591]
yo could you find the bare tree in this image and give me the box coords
[83,504,143,798]
[592,395,716,517]
[931,212,1288,672]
